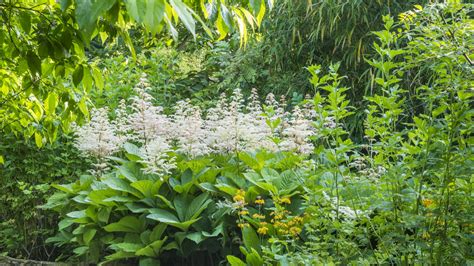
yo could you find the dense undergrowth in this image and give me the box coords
[1,1,473,265]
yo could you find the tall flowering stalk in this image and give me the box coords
[74,76,321,175]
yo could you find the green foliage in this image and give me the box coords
[280,4,473,264]
[0,133,90,260]
[211,0,431,100]
[44,143,309,264]
[89,45,222,111]
[0,0,271,153]
[1,1,473,265]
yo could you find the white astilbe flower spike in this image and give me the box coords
[322,191,368,220]
[205,89,275,153]
[244,89,277,151]
[172,100,209,157]
[303,94,317,119]
[113,99,132,144]
[128,77,171,144]
[140,137,175,177]
[74,75,325,176]
[74,107,123,158]
[280,106,314,154]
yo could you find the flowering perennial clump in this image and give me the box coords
[74,76,321,175]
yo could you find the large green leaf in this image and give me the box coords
[147,209,199,231]
[131,180,162,198]
[135,237,167,257]
[144,0,165,34]
[111,242,144,253]
[123,142,143,161]
[186,232,206,244]
[227,255,246,266]
[150,224,167,242]
[242,226,260,253]
[102,176,140,197]
[246,249,264,266]
[104,216,144,233]
[75,0,116,38]
[125,0,146,22]
[185,193,211,221]
[83,228,97,245]
[169,0,196,37]
[260,168,279,182]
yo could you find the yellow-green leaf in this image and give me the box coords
[169,0,196,37]
[45,92,58,116]
[35,132,43,148]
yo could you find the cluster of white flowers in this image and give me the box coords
[74,108,124,158]
[322,191,368,220]
[348,156,385,181]
[74,75,320,176]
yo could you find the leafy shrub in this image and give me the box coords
[90,45,221,111]
[0,134,90,260]
[44,145,309,264]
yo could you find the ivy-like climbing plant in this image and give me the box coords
[0,0,272,162]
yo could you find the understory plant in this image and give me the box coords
[281,4,473,265]
[0,133,90,260]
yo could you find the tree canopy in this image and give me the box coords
[0,0,271,152]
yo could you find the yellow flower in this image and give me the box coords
[289,226,302,236]
[273,213,283,220]
[239,210,249,216]
[257,226,269,235]
[280,197,291,204]
[293,216,304,223]
[237,223,249,228]
[422,198,434,208]
[252,213,265,219]
[233,189,246,203]
[255,197,265,205]
[233,195,244,202]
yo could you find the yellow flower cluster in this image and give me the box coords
[239,210,249,216]
[233,189,246,203]
[238,223,250,228]
[252,213,265,219]
[279,197,291,204]
[271,212,304,237]
[257,222,269,235]
[255,197,265,205]
[422,198,435,208]
[233,192,305,239]
[270,210,290,222]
